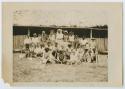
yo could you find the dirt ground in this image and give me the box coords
[13,53,108,82]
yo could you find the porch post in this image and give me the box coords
[90,29,92,39]
[28,27,30,37]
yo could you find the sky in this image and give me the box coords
[13,4,108,27]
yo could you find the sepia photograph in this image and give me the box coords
[0,0,124,88]
[1,2,123,87]
[12,4,108,83]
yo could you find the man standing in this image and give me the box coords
[49,30,56,41]
[90,38,97,54]
[32,33,39,46]
[90,38,98,63]
[24,35,32,50]
[41,31,47,42]
[56,29,64,46]
[56,29,63,40]
[24,35,32,58]
[69,32,74,43]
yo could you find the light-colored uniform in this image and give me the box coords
[90,41,96,49]
[56,33,63,40]
[32,37,39,45]
[56,33,64,46]
[49,34,56,41]
[24,38,32,45]
[24,37,32,50]
[69,35,74,42]
[70,52,78,63]
[79,39,88,46]
[34,47,41,54]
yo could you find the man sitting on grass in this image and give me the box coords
[42,48,53,64]
[34,44,43,58]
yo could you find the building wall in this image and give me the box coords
[96,38,108,52]
[13,35,25,49]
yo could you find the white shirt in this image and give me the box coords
[90,41,96,49]
[69,35,74,42]
[38,37,41,42]
[80,39,88,45]
[29,47,34,52]
[32,37,39,44]
[34,47,42,54]
[82,39,88,45]
[24,38,32,44]
[85,43,90,49]
[49,35,55,41]
[70,53,78,61]
[56,33,63,40]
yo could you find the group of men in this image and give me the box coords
[22,29,98,64]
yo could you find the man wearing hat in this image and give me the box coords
[63,30,69,42]
[56,29,63,40]
[90,38,97,53]
[49,30,56,46]
[41,31,47,42]
[23,35,32,58]
[24,35,32,49]
[56,29,64,46]
[90,38,98,63]
[32,33,39,46]
[69,31,74,42]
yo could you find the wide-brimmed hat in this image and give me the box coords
[33,33,37,36]
[42,31,45,33]
[57,29,62,32]
[64,30,68,34]
[64,30,68,33]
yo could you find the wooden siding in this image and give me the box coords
[13,35,25,49]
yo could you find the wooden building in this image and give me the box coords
[13,25,108,53]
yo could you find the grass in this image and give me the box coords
[13,53,108,82]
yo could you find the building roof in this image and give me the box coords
[13,25,108,31]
